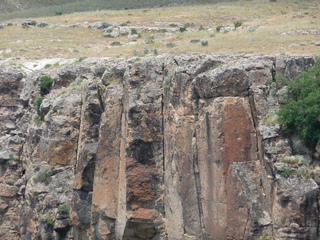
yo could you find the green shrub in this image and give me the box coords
[34,168,51,185]
[37,22,48,27]
[40,211,54,226]
[57,204,69,215]
[166,42,176,48]
[110,41,122,46]
[169,23,178,27]
[274,75,290,88]
[131,28,138,35]
[216,25,224,32]
[259,232,270,240]
[179,26,187,32]
[278,60,320,149]
[44,64,51,69]
[198,25,205,31]
[153,49,158,55]
[33,165,40,172]
[190,39,200,43]
[33,115,43,125]
[40,75,53,94]
[280,167,291,178]
[234,21,243,28]
[101,22,111,29]
[35,96,44,112]
[78,56,87,62]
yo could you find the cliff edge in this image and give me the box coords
[0,54,319,240]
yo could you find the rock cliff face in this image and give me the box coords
[0,54,318,240]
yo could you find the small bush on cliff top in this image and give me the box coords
[278,59,320,149]
[40,75,53,95]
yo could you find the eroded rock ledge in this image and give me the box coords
[0,54,318,240]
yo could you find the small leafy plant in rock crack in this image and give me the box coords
[33,167,52,185]
[33,165,40,172]
[268,74,290,90]
[279,155,315,179]
[280,167,291,178]
[39,75,53,96]
[35,96,44,113]
[57,204,70,216]
[39,210,55,226]
[259,232,270,240]
[166,42,176,48]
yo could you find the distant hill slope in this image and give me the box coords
[0,0,77,12]
[0,0,234,20]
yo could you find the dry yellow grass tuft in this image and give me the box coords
[0,0,319,60]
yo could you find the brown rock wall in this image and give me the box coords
[0,55,318,240]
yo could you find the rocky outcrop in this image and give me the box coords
[0,54,318,240]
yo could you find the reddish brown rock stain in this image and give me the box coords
[47,141,76,165]
[127,157,158,204]
[221,100,253,175]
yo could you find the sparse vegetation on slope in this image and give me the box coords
[0,0,236,20]
[0,0,319,61]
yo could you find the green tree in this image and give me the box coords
[278,59,320,149]
[40,75,53,95]
[35,96,44,113]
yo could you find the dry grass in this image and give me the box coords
[0,0,319,61]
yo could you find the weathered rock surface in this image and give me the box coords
[0,54,319,240]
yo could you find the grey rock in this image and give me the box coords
[259,124,280,139]
[248,25,259,32]
[274,162,289,171]
[36,22,49,27]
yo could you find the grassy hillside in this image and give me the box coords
[0,0,319,62]
[0,0,234,20]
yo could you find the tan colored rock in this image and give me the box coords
[0,183,18,197]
